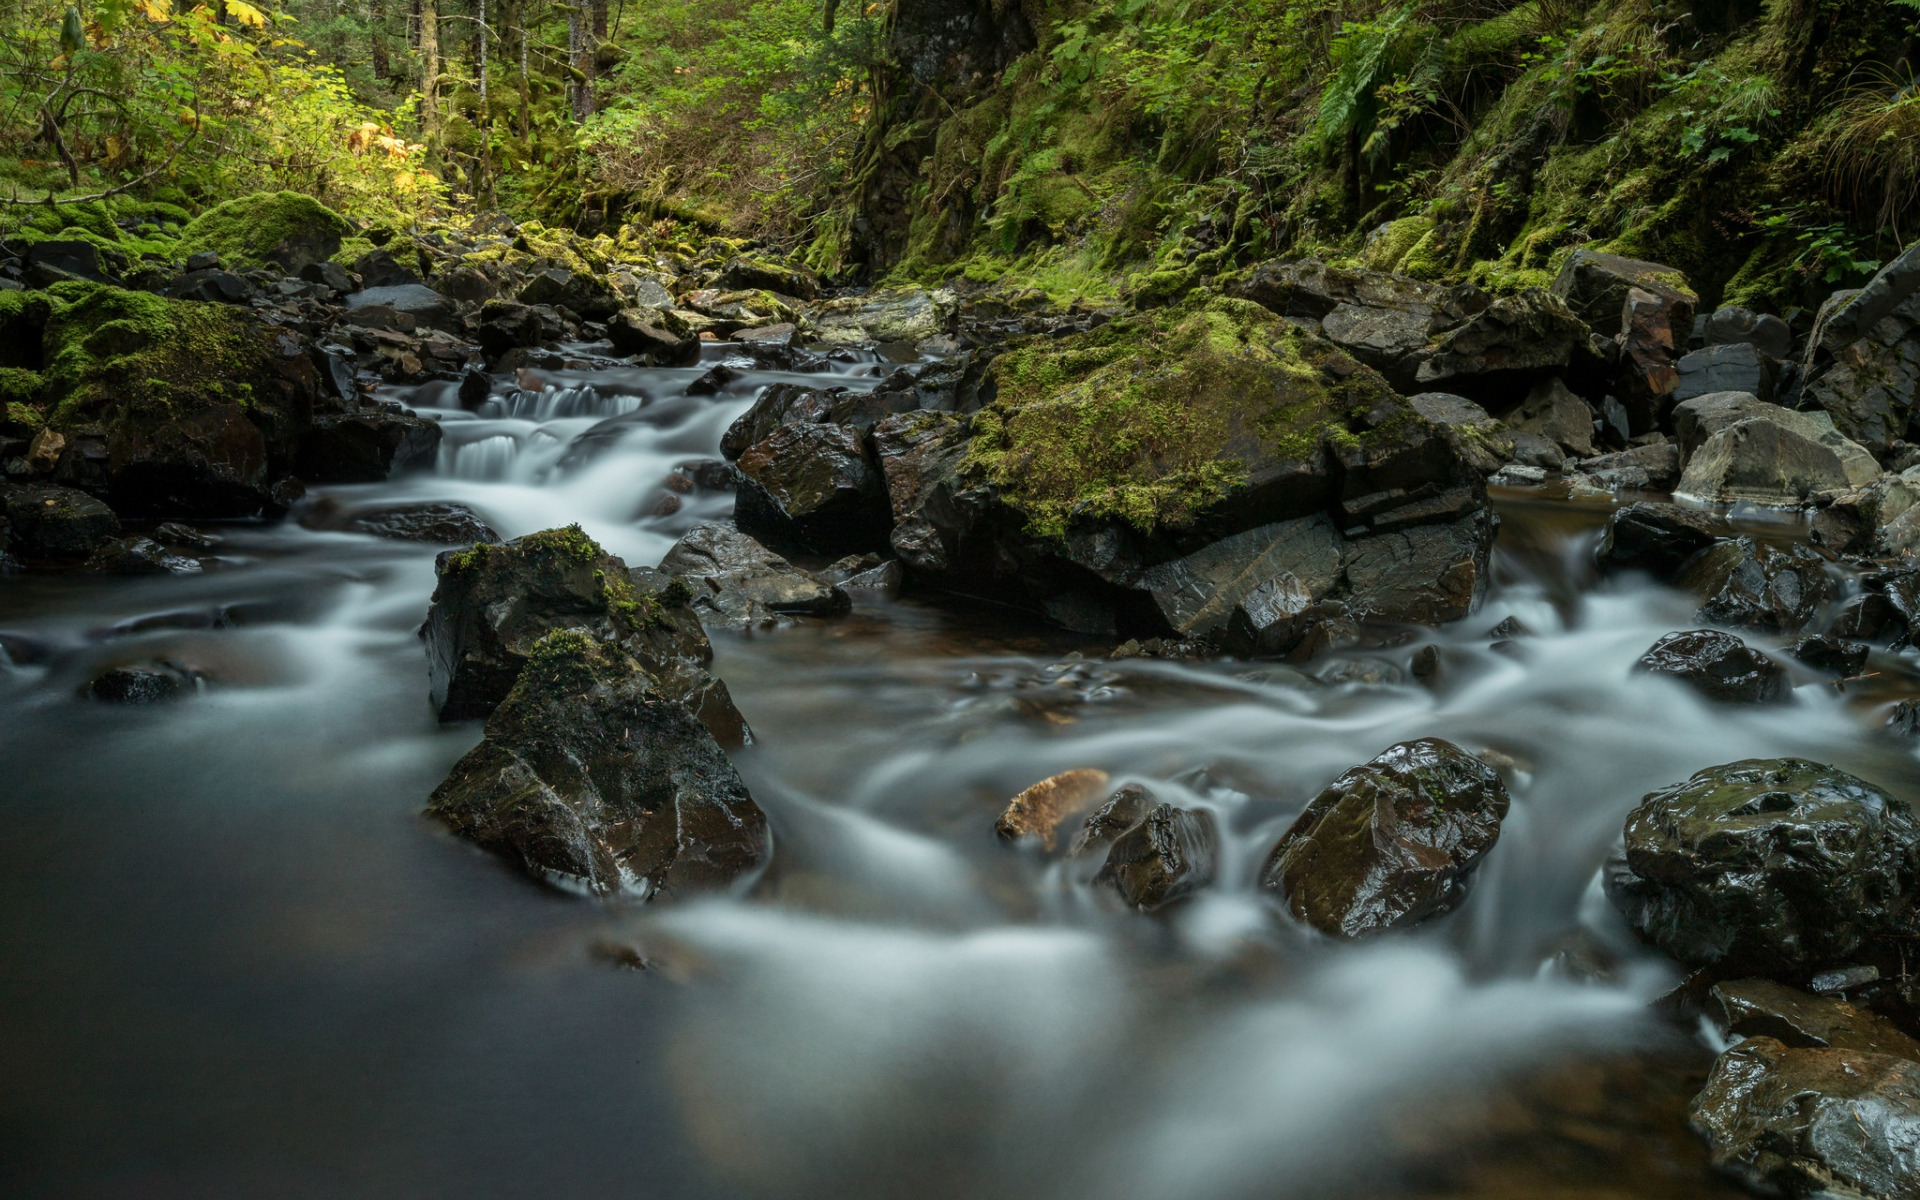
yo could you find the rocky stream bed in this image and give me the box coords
[6,196,1920,1198]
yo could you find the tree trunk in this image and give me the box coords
[567,5,593,122]
[408,0,421,49]
[369,0,389,82]
[476,0,487,107]
[420,0,440,146]
[591,0,606,40]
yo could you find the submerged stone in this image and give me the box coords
[1094,803,1219,912]
[1634,630,1787,705]
[1677,538,1832,635]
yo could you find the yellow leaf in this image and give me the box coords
[226,0,267,28]
[136,0,170,20]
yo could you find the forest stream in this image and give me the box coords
[4,338,1912,1199]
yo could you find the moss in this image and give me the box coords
[518,628,614,696]
[518,523,606,565]
[964,294,1394,538]
[331,235,376,267]
[0,374,46,414]
[39,284,276,425]
[177,191,351,270]
[1363,217,1435,274]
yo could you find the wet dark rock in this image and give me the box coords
[1678,538,1832,635]
[1146,514,1343,647]
[420,525,716,724]
[1341,509,1499,628]
[716,256,818,300]
[1607,757,1920,972]
[153,522,216,549]
[298,260,353,293]
[84,535,202,574]
[1259,738,1510,938]
[1689,1037,1920,1200]
[607,310,699,364]
[721,383,917,460]
[1405,392,1515,476]
[1887,701,1920,738]
[1572,442,1682,492]
[1595,502,1725,580]
[84,661,201,703]
[475,300,561,365]
[426,631,768,900]
[1706,307,1794,360]
[657,522,850,630]
[302,499,500,544]
[1068,783,1157,858]
[457,368,491,409]
[1674,343,1774,405]
[1707,979,1920,1059]
[1094,802,1219,912]
[1790,634,1869,678]
[734,423,892,557]
[686,364,737,396]
[1634,630,1787,704]
[353,247,423,289]
[297,407,442,482]
[518,268,620,322]
[2,484,120,558]
[432,265,495,304]
[26,239,108,286]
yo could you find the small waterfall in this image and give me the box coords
[446,434,520,480]
[483,385,644,421]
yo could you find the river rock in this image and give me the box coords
[1634,629,1787,704]
[1405,392,1515,476]
[607,309,699,364]
[1676,404,1882,505]
[1707,978,1920,1059]
[1790,634,1868,678]
[345,283,457,334]
[297,406,442,482]
[426,631,768,900]
[1673,343,1774,405]
[1801,239,1920,458]
[1548,249,1695,333]
[475,300,562,365]
[1094,803,1219,912]
[1595,502,1724,579]
[1706,307,1794,360]
[301,499,500,544]
[1677,538,1832,634]
[177,191,351,273]
[1812,465,1920,557]
[733,423,892,556]
[1413,290,1591,406]
[1341,509,1498,627]
[1508,377,1595,458]
[722,383,917,459]
[84,661,202,703]
[1,484,120,558]
[517,267,620,321]
[717,256,818,301]
[166,268,254,306]
[1690,1037,1920,1199]
[1672,391,1769,458]
[1606,757,1920,972]
[421,524,717,723]
[657,522,850,630]
[994,768,1112,850]
[85,535,201,574]
[805,287,955,344]
[1615,286,1693,433]
[352,247,423,288]
[1068,783,1157,858]
[1141,514,1343,645]
[24,239,108,287]
[1259,738,1510,937]
[1569,442,1681,492]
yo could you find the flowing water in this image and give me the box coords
[3,347,1914,1199]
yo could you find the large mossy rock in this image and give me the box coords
[27,284,321,516]
[1690,1036,1920,1200]
[1258,738,1510,937]
[420,525,735,740]
[426,631,769,900]
[1606,758,1920,974]
[877,295,1494,643]
[176,191,352,273]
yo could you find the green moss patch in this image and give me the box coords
[178,191,351,270]
[39,285,280,425]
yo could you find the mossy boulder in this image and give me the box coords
[873,294,1493,642]
[426,630,769,901]
[177,191,352,273]
[33,284,320,516]
[421,525,745,744]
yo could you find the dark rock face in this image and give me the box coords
[1413,290,1591,406]
[85,661,201,703]
[607,310,699,364]
[25,239,107,287]
[353,247,424,288]
[1508,377,1594,458]
[1595,503,1724,580]
[1635,630,1787,704]
[1093,803,1219,912]
[1607,757,1920,972]
[1707,979,1920,1059]
[1674,343,1774,405]
[1258,738,1510,938]
[1341,509,1498,627]
[1615,286,1694,432]
[658,523,850,630]
[1677,538,1832,635]
[1405,392,1514,476]
[2,484,120,558]
[302,499,500,544]
[1706,307,1794,360]
[1068,782,1157,858]
[166,268,254,305]
[1672,391,1768,458]
[297,407,441,482]
[1548,249,1694,333]
[426,632,768,900]
[476,300,562,364]
[722,383,918,460]
[344,284,457,334]
[518,268,620,322]
[734,423,892,556]
[1790,634,1868,678]
[420,525,718,725]
[1689,1037,1920,1200]
[1801,239,1920,459]
[85,535,201,575]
